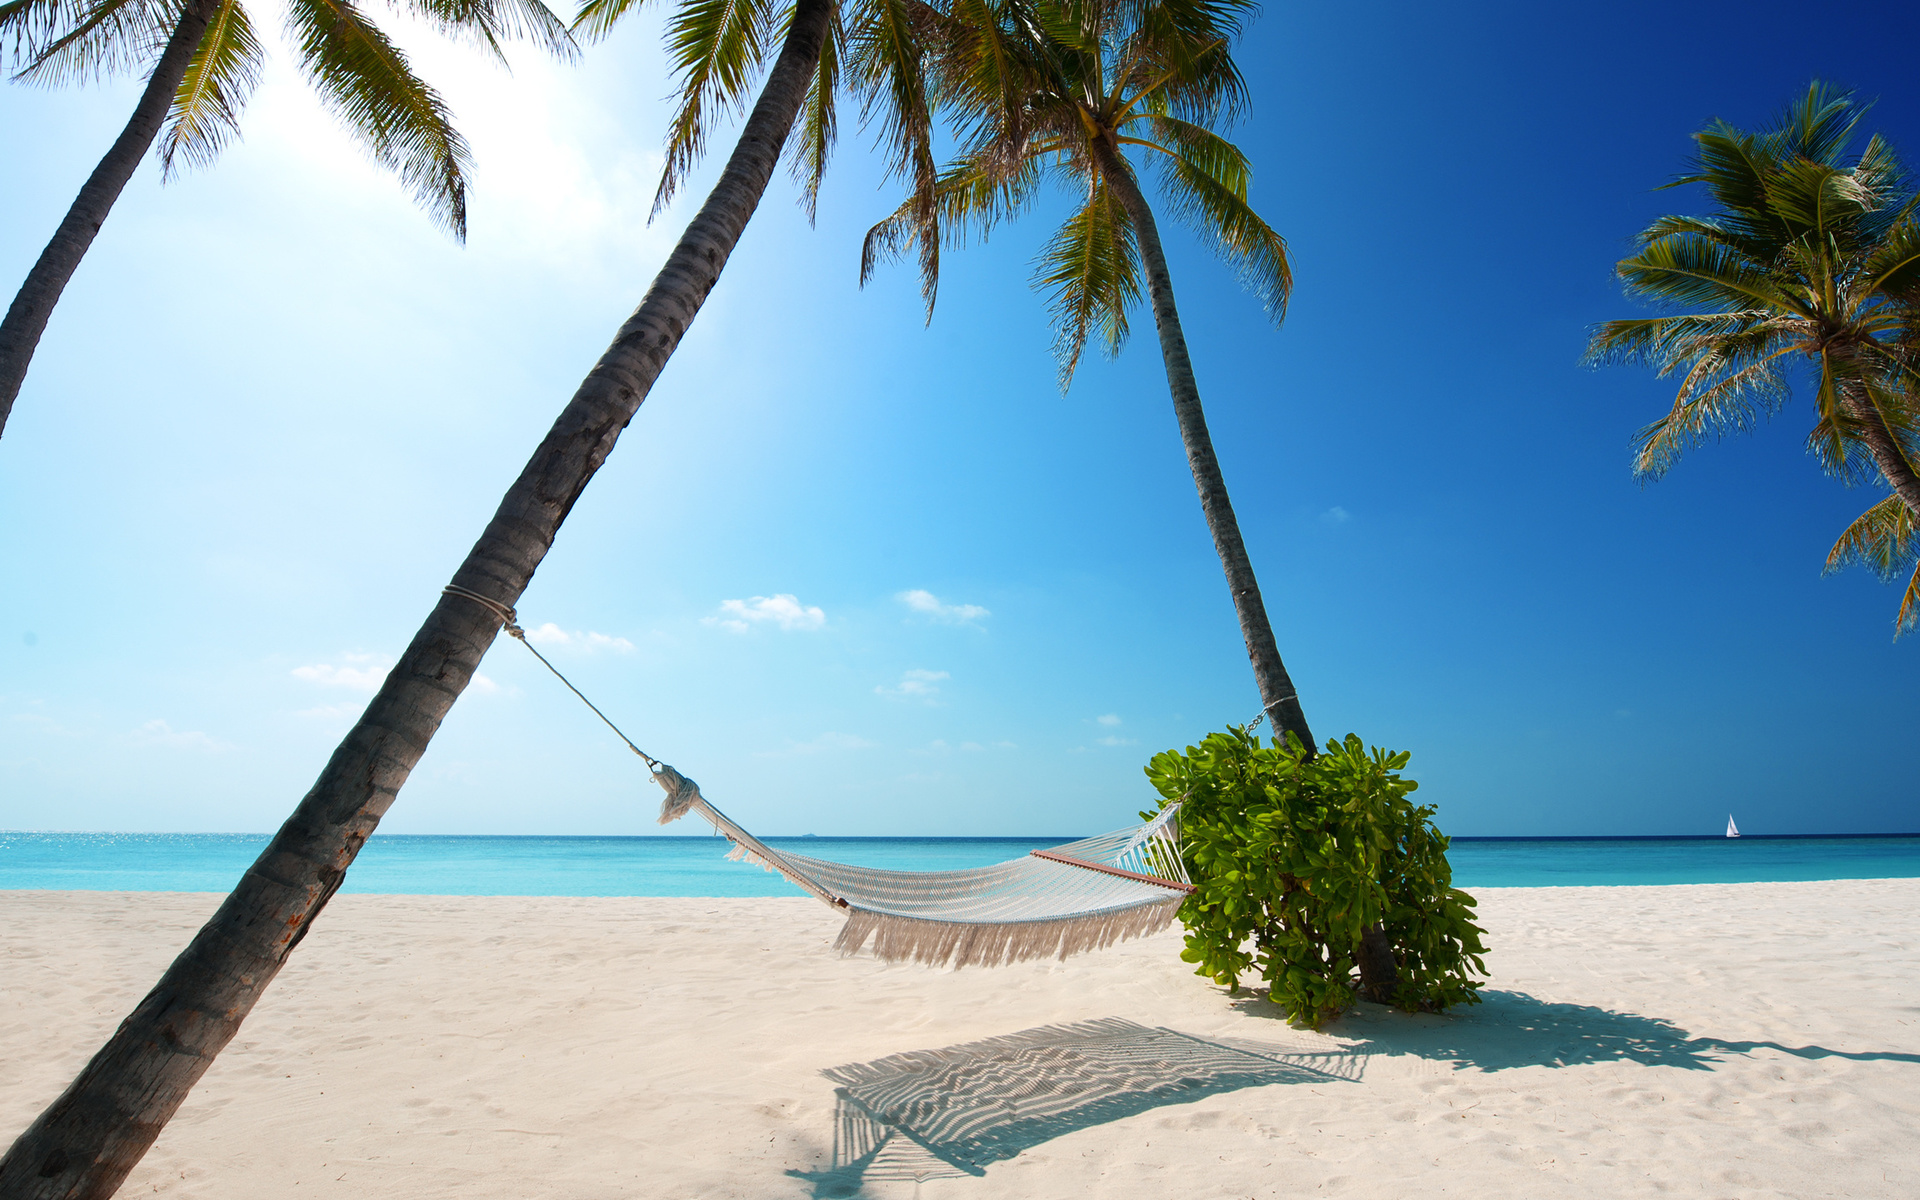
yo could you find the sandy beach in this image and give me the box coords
[3,880,1916,1198]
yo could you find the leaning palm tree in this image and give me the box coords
[0,0,934,1194]
[0,0,575,440]
[1587,83,1920,527]
[862,0,1312,750]
[1827,493,1920,637]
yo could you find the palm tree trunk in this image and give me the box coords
[0,0,221,441]
[1090,138,1314,753]
[0,1,833,1194]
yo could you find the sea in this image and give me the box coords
[3,831,1919,896]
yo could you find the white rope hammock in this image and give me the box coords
[440,585,1195,969]
[652,765,1193,968]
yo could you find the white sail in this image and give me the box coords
[1726,815,1740,838]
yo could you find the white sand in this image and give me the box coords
[3,880,1917,1198]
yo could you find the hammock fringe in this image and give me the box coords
[835,896,1185,969]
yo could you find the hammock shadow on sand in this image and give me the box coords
[1231,988,1920,1074]
[787,1017,1359,1196]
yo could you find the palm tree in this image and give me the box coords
[0,0,576,440]
[1827,493,1919,637]
[1587,83,1920,528]
[862,0,1313,751]
[0,0,932,1194]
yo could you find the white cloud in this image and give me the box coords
[132,719,229,752]
[1096,713,1122,726]
[1095,735,1137,748]
[1320,506,1352,525]
[897,589,990,625]
[704,594,826,633]
[291,652,392,693]
[876,668,949,700]
[524,622,635,653]
[469,673,502,696]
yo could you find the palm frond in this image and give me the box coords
[1616,232,1806,317]
[847,0,939,303]
[1142,113,1286,318]
[1034,177,1139,389]
[158,0,262,176]
[1632,346,1792,478]
[402,0,577,64]
[569,0,651,40]
[1825,492,1920,637]
[286,0,474,239]
[650,0,777,216]
[4,0,165,85]
[785,2,843,221]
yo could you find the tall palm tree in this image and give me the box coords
[862,0,1313,751]
[0,0,575,440]
[0,0,932,1194]
[1587,83,1920,527]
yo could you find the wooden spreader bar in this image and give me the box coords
[1029,849,1197,894]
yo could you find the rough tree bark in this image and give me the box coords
[0,0,834,1195]
[1090,136,1314,753]
[0,0,222,441]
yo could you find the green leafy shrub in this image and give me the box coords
[1146,728,1487,1029]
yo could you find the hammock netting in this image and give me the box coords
[651,765,1193,968]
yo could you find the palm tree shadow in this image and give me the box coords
[786,1017,1358,1197]
[1228,989,1920,1074]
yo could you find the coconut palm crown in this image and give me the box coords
[861,0,1289,388]
[1587,83,1920,526]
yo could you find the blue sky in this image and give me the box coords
[2,0,1916,839]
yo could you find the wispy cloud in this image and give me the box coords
[1095,735,1137,747]
[876,668,949,701]
[1096,713,1122,727]
[704,594,826,633]
[132,719,229,752]
[291,652,391,693]
[756,731,876,757]
[524,622,635,653]
[897,589,990,626]
[1319,506,1351,525]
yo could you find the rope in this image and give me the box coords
[441,584,662,771]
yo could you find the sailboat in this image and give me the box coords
[1726,814,1740,838]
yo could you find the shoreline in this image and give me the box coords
[5,880,1918,1197]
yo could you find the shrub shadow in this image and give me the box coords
[1230,988,1920,1073]
[787,1017,1357,1197]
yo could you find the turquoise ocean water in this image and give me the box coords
[3,831,1919,895]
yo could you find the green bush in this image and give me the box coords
[1146,728,1487,1029]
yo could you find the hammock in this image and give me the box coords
[438,585,1195,970]
[651,765,1193,968]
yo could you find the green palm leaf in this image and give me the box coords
[651,0,778,215]
[158,0,262,176]
[286,0,474,239]
[2,0,165,84]
[1034,178,1139,388]
[1144,112,1287,318]
[1826,493,1920,637]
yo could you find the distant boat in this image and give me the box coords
[1726,815,1740,838]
